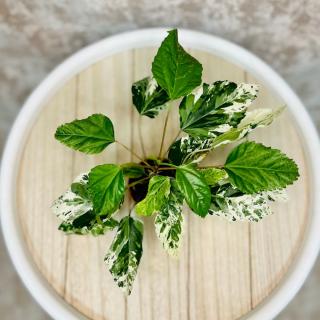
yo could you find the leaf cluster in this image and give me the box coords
[52,29,299,294]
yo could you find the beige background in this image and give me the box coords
[0,1,319,319]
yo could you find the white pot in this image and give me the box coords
[1,28,320,320]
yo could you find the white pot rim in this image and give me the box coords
[1,28,320,320]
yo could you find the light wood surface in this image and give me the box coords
[16,48,309,320]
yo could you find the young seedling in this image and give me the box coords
[52,29,299,294]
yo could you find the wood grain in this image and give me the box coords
[16,48,309,320]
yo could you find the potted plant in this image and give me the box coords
[51,29,299,295]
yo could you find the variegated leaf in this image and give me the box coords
[168,135,213,165]
[105,216,143,295]
[51,173,93,223]
[154,180,184,256]
[209,183,287,222]
[179,81,258,137]
[132,76,170,118]
[169,107,283,165]
[210,107,284,149]
[59,212,118,236]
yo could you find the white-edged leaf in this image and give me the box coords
[179,81,258,137]
[51,173,93,223]
[168,136,213,165]
[240,107,284,128]
[59,213,118,236]
[168,107,284,165]
[132,76,170,118]
[209,184,287,222]
[105,216,143,295]
[154,180,184,256]
[211,107,284,149]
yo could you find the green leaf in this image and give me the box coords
[209,183,287,222]
[59,212,118,236]
[154,180,184,256]
[55,114,115,154]
[132,76,170,118]
[179,81,258,137]
[151,29,202,99]
[168,107,284,165]
[105,216,143,295]
[88,164,125,215]
[121,162,146,179]
[199,168,227,186]
[135,175,171,216]
[176,164,211,217]
[224,141,299,194]
[52,173,93,222]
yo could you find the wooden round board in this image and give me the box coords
[17,48,308,320]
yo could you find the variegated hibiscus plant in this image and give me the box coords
[52,29,299,294]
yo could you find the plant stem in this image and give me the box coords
[139,163,153,169]
[157,167,177,171]
[183,147,212,164]
[138,116,146,158]
[127,176,150,189]
[158,162,177,168]
[199,164,224,169]
[96,215,103,225]
[158,108,171,159]
[128,205,133,217]
[116,140,152,169]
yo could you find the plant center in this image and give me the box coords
[128,158,175,202]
